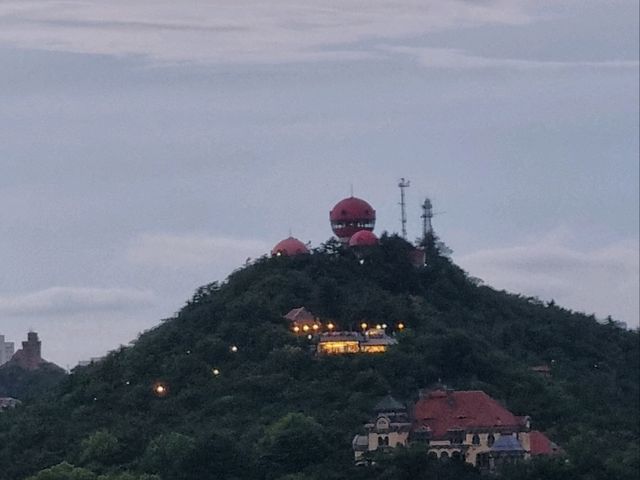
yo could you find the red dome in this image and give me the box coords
[329,196,376,242]
[271,237,310,257]
[349,230,379,247]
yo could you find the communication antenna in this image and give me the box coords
[398,178,410,239]
[421,198,433,240]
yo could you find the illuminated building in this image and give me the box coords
[353,388,561,471]
[317,328,397,355]
[284,307,321,334]
[317,332,362,355]
[0,335,14,367]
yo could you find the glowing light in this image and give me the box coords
[397,323,405,330]
[359,259,365,265]
[360,322,368,330]
[153,382,169,397]
[293,326,300,333]
[382,323,388,329]
[302,325,310,332]
[327,322,335,330]
[312,324,319,331]
[230,345,239,353]
[307,334,313,340]
[375,324,382,329]
[212,368,220,376]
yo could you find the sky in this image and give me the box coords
[0,0,638,368]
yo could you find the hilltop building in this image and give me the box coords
[353,389,560,472]
[284,307,321,334]
[317,329,397,355]
[2,332,63,373]
[0,397,21,411]
[352,395,412,458]
[330,196,376,243]
[272,237,310,257]
[0,336,14,366]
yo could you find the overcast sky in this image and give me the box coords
[0,0,638,368]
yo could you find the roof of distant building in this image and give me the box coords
[271,237,310,257]
[374,395,406,412]
[414,390,522,438]
[529,430,561,456]
[349,230,379,247]
[284,307,316,323]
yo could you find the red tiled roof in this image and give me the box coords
[413,390,521,438]
[529,430,559,456]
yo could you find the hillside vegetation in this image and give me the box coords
[0,235,637,480]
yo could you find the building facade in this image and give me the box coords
[0,335,15,366]
[353,389,560,472]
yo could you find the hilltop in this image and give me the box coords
[0,234,637,480]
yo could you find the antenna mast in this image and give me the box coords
[421,198,433,241]
[398,178,410,239]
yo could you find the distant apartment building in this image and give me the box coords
[0,335,15,366]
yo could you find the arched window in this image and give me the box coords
[440,451,450,460]
[472,434,480,445]
[384,437,390,446]
[378,436,384,447]
[487,434,495,447]
[452,451,462,461]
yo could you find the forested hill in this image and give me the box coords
[0,235,637,480]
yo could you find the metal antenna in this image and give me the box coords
[421,198,433,241]
[398,178,410,238]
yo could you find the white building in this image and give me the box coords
[0,335,15,366]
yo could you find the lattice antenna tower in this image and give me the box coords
[421,197,433,241]
[398,178,410,239]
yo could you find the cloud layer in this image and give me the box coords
[0,287,156,316]
[0,0,533,64]
[457,233,639,325]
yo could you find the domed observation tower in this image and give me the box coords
[330,196,376,243]
[271,237,310,257]
[348,230,379,248]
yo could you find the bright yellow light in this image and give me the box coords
[293,326,300,333]
[375,324,382,329]
[312,324,319,331]
[153,382,169,397]
[303,325,310,332]
[327,322,335,330]
[397,323,405,330]
[360,322,368,330]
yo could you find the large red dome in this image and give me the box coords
[271,237,310,257]
[329,196,376,242]
[348,230,379,247]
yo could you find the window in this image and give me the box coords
[487,434,495,447]
[472,434,480,445]
[440,451,450,460]
[448,429,465,444]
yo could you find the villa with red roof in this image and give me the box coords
[353,388,560,471]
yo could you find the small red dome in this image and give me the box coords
[329,196,376,242]
[349,230,379,247]
[271,237,310,257]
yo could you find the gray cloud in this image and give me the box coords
[126,233,270,269]
[384,46,639,70]
[457,232,639,325]
[0,287,156,317]
[0,0,533,64]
